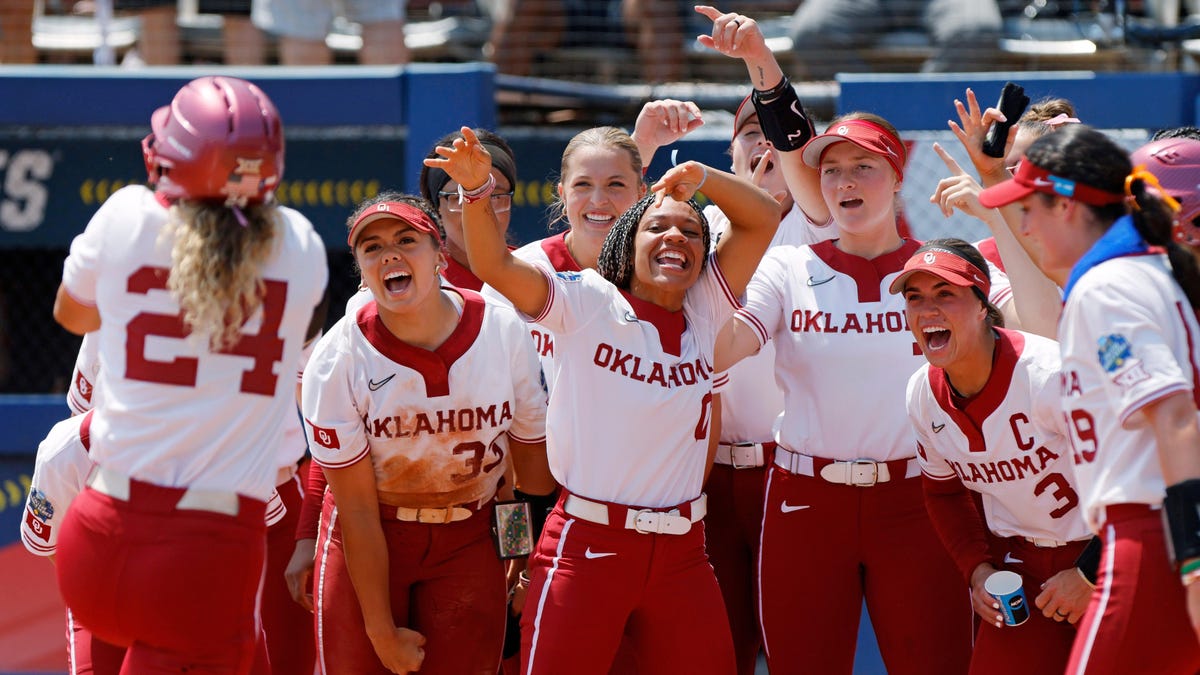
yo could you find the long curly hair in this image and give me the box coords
[164,201,280,350]
[596,194,711,290]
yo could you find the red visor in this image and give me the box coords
[733,95,756,140]
[978,159,1126,209]
[801,119,906,179]
[347,201,441,247]
[889,246,991,298]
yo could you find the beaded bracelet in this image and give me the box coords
[457,173,497,207]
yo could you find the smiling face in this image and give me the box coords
[629,197,707,308]
[731,116,791,211]
[559,145,645,265]
[818,141,901,237]
[903,271,990,371]
[354,218,445,316]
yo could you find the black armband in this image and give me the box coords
[515,487,559,542]
[751,78,815,152]
[1074,536,1102,585]
[1163,478,1200,566]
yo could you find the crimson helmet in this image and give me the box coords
[142,76,284,206]
[1130,137,1200,246]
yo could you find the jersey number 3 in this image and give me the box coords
[125,266,288,395]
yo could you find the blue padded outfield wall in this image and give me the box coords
[0,65,1198,673]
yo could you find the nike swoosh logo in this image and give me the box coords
[806,275,835,287]
[780,502,810,513]
[584,548,617,559]
[624,311,638,322]
[1031,177,1054,187]
[368,374,396,391]
[932,422,946,433]
[1004,552,1023,564]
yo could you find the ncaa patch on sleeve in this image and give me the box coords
[1097,334,1133,373]
[555,271,582,282]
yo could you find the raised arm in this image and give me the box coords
[652,160,777,297]
[929,142,1061,337]
[424,128,550,318]
[632,99,704,170]
[695,5,825,224]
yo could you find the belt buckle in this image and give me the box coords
[417,508,448,524]
[851,459,878,487]
[631,508,690,535]
[731,442,759,470]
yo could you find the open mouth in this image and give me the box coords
[655,249,689,272]
[839,198,864,209]
[383,269,412,294]
[923,326,951,351]
[583,211,615,228]
[750,154,775,174]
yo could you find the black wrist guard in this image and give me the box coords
[515,487,559,542]
[1074,536,1102,585]
[751,79,815,152]
[1163,478,1200,566]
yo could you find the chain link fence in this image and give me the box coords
[0,127,1156,394]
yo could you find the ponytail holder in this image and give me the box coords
[1044,113,1081,127]
[231,204,249,227]
[1126,165,1181,213]
[694,164,708,193]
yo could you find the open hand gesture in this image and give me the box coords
[948,88,1013,185]
[423,126,493,194]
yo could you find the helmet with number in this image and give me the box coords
[142,76,284,206]
[1130,137,1200,246]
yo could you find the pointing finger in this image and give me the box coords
[932,142,966,176]
[694,5,720,21]
[751,148,772,186]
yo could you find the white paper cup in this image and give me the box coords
[984,570,1029,626]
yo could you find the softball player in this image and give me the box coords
[51,76,328,673]
[697,94,836,675]
[303,193,552,675]
[428,127,780,674]
[895,239,1092,674]
[979,124,1200,673]
[698,10,972,672]
[64,324,317,675]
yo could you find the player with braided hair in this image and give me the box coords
[51,75,328,672]
[980,124,1200,673]
[428,126,779,674]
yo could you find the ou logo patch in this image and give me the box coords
[307,420,341,450]
[923,252,936,264]
[837,125,849,135]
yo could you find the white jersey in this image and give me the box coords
[908,329,1089,542]
[302,290,546,508]
[67,333,100,415]
[21,412,94,556]
[60,185,328,500]
[1059,252,1200,531]
[736,239,925,461]
[64,324,314,484]
[482,232,580,396]
[706,203,835,442]
[530,254,738,507]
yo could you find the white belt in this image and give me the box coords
[563,493,707,535]
[391,506,475,524]
[715,442,769,469]
[87,465,241,517]
[1024,536,1072,548]
[774,447,920,487]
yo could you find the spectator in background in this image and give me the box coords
[0,0,35,63]
[486,0,686,83]
[116,0,181,64]
[788,0,1002,78]
[201,0,267,64]
[251,0,407,65]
